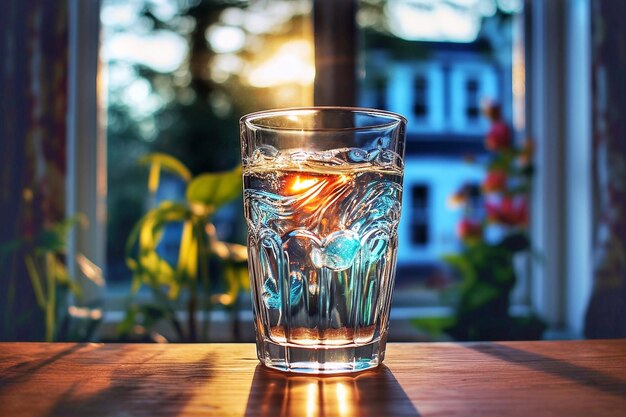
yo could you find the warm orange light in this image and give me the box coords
[284,173,352,217]
[289,175,319,193]
[306,382,318,417]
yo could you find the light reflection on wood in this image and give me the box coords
[245,364,419,417]
[2,342,626,417]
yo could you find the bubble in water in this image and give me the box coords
[377,150,395,166]
[375,136,390,149]
[252,145,279,162]
[348,148,368,162]
[262,278,280,309]
[375,196,398,219]
[311,230,361,271]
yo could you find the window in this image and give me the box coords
[98,1,526,314]
[413,75,428,119]
[465,78,480,121]
[359,0,523,308]
[374,75,388,110]
[81,0,592,338]
[101,0,314,290]
[410,184,429,246]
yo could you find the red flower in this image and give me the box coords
[485,122,512,151]
[486,197,528,227]
[457,218,483,241]
[482,169,507,193]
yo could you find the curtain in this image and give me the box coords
[585,0,626,338]
[0,0,68,340]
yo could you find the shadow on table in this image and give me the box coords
[468,343,626,398]
[0,344,85,389]
[244,364,420,417]
[40,345,214,417]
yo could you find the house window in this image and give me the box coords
[410,184,429,246]
[465,78,480,122]
[374,75,388,110]
[413,75,428,119]
[466,182,482,215]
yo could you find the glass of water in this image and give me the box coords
[240,107,406,373]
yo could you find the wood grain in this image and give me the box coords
[0,340,625,416]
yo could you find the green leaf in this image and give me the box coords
[465,282,500,310]
[220,263,250,305]
[442,253,476,289]
[210,240,248,263]
[140,153,192,182]
[138,250,175,286]
[132,202,188,254]
[0,239,23,257]
[117,305,138,336]
[52,257,82,297]
[175,220,198,288]
[412,316,456,336]
[24,255,46,309]
[186,166,242,215]
[35,213,87,254]
[130,273,142,294]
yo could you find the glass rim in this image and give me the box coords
[240,106,407,133]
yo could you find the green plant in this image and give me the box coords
[122,153,248,342]
[0,214,104,341]
[418,101,545,341]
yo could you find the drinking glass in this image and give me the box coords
[240,107,406,373]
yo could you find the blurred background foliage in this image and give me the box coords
[104,0,314,284]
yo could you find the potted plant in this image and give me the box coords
[0,214,104,341]
[417,101,545,341]
[121,153,248,342]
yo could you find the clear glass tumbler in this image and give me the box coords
[240,107,406,373]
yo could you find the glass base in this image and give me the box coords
[257,337,387,374]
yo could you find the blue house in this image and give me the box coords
[359,40,512,278]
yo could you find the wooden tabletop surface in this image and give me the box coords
[1,340,625,416]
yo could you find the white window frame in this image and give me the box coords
[66,0,106,304]
[527,0,592,338]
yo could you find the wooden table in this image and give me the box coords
[1,340,625,416]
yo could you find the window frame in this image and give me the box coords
[66,0,106,305]
[70,0,593,337]
[526,0,592,337]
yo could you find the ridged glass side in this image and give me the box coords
[244,146,402,373]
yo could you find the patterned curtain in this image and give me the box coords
[0,0,68,340]
[585,0,626,338]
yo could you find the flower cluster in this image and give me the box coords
[438,101,544,341]
[453,100,534,242]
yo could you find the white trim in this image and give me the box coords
[66,0,106,303]
[528,0,592,335]
[564,0,592,338]
[528,0,566,328]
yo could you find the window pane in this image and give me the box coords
[102,0,314,289]
[358,0,525,306]
[101,0,528,331]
